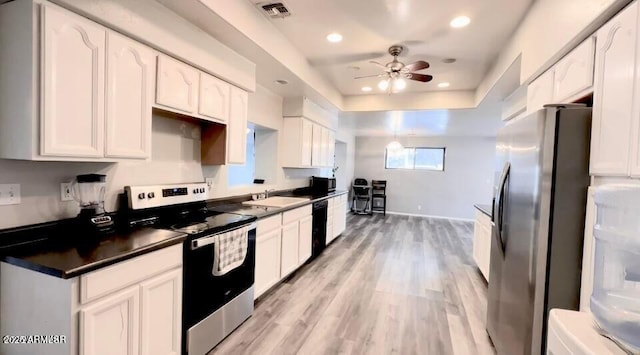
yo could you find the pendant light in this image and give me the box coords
[386,126,403,152]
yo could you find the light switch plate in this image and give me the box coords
[61,182,73,201]
[0,184,21,205]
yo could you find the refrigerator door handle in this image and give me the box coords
[494,162,510,255]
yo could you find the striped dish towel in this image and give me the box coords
[212,226,249,276]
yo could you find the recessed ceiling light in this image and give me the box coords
[361,86,372,92]
[438,82,450,88]
[274,79,289,85]
[326,32,343,43]
[450,16,471,28]
[347,65,361,71]
[442,58,457,64]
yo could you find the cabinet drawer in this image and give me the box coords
[327,197,335,209]
[258,214,282,235]
[339,194,348,205]
[80,244,182,304]
[475,210,492,229]
[282,205,312,225]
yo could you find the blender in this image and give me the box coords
[71,174,115,235]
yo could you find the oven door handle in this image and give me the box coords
[190,222,257,250]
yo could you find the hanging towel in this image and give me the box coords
[212,226,249,276]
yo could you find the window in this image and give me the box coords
[385,147,445,171]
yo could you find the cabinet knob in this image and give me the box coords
[147,192,155,199]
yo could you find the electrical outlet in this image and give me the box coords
[205,178,214,190]
[0,184,21,205]
[61,182,73,201]
[417,205,422,210]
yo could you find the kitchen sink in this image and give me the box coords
[242,196,310,208]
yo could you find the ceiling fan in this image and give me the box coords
[355,45,433,93]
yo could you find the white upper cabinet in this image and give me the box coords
[526,69,555,114]
[105,32,154,159]
[41,5,106,158]
[590,2,638,176]
[552,37,596,103]
[198,72,230,123]
[328,130,336,168]
[227,86,248,164]
[156,54,199,114]
[320,126,330,167]
[311,124,323,167]
[281,117,313,168]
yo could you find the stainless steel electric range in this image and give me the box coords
[124,183,257,355]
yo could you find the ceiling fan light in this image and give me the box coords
[378,79,390,91]
[393,78,407,91]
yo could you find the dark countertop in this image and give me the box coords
[0,189,347,279]
[474,204,493,218]
[209,190,349,219]
[1,227,186,279]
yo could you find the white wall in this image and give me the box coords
[354,136,496,220]
[0,85,355,230]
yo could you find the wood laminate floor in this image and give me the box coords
[209,214,496,355]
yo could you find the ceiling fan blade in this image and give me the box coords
[406,73,433,82]
[404,60,430,72]
[354,74,387,79]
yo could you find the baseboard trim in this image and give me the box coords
[385,211,474,222]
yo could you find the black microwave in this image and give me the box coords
[311,176,336,194]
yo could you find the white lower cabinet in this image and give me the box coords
[280,221,300,277]
[298,215,313,264]
[0,244,182,355]
[472,210,492,281]
[80,285,141,355]
[255,225,282,299]
[140,269,182,355]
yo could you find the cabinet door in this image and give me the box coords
[320,127,329,167]
[579,187,596,312]
[80,286,140,355]
[105,32,154,159]
[298,215,313,265]
[326,209,334,245]
[526,69,554,114]
[480,222,492,281]
[311,124,322,167]
[333,202,347,237]
[41,5,105,157]
[198,72,229,123]
[140,269,181,355]
[156,55,199,114]
[591,3,638,176]
[280,221,299,278]
[328,130,336,168]
[301,119,313,167]
[255,228,282,299]
[472,219,483,269]
[553,37,596,102]
[227,86,248,164]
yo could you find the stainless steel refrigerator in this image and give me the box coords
[486,105,591,355]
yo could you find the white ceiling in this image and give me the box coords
[341,101,503,137]
[251,0,532,96]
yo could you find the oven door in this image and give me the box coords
[183,223,256,354]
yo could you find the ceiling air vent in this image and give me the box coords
[258,2,292,19]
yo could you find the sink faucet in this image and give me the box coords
[265,189,276,198]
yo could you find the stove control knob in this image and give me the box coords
[147,192,155,199]
[138,193,145,200]
[193,188,199,194]
[200,188,205,193]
